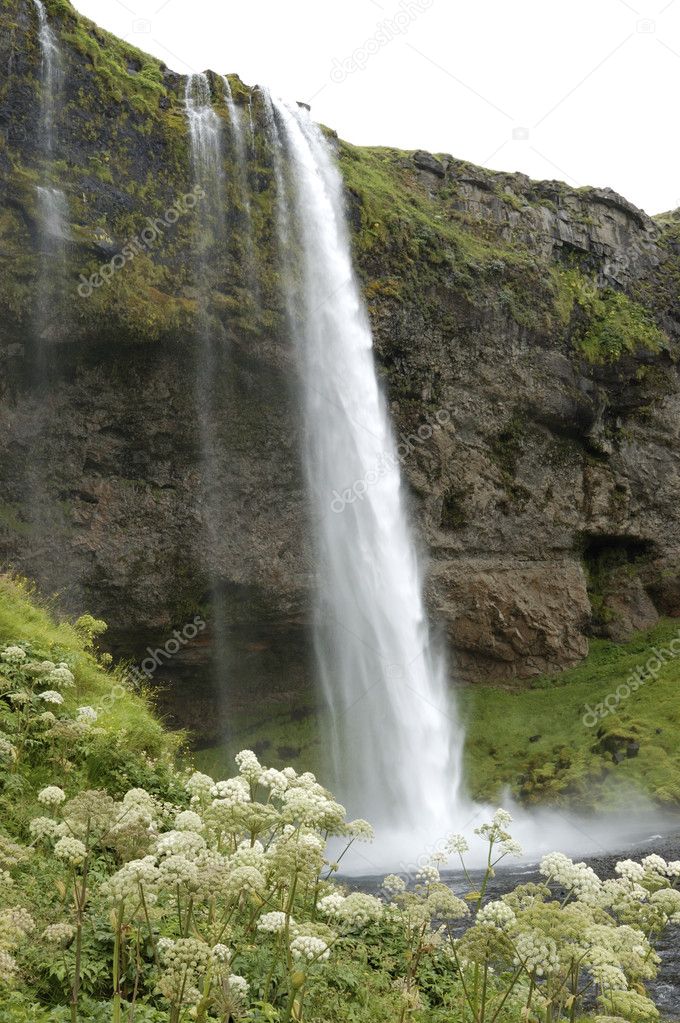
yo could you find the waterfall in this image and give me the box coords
[33,0,60,156]
[222,77,259,301]
[266,97,463,855]
[184,74,233,700]
[32,0,68,346]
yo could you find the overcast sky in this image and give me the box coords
[70,0,680,215]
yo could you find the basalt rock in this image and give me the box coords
[1,0,679,735]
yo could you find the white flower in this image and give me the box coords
[211,943,231,963]
[38,690,64,705]
[42,922,75,946]
[1,645,27,665]
[321,891,383,929]
[615,859,646,883]
[501,838,523,858]
[38,785,66,807]
[185,771,214,799]
[257,911,290,934]
[641,854,668,876]
[290,935,331,962]
[54,836,87,866]
[46,666,75,689]
[156,830,206,859]
[382,874,407,895]
[210,777,251,805]
[0,907,34,937]
[174,810,204,832]
[234,749,262,783]
[158,854,200,889]
[345,819,374,842]
[317,893,347,917]
[29,816,67,841]
[259,767,289,795]
[514,930,559,976]
[103,856,160,901]
[447,834,469,855]
[0,737,17,761]
[76,706,98,722]
[0,950,18,984]
[227,974,250,998]
[477,900,517,931]
[416,864,440,887]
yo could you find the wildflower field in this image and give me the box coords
[0,577,679,1023]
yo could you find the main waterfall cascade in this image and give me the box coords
[32,0,68,272]
[265,98,464,857]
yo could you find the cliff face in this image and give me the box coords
[1,0,679,732]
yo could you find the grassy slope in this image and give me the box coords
[0,575,177,774]
[462,619,680,809]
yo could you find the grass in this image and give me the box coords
[0,574,176,765]
[461,618,680,808]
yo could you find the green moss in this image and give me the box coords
[461,618,680,808]
[553,268,668,363]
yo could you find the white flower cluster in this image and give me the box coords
[539,852,601,902]
[38,690,64,705]
[257,910,290,934]
[290,935,330,962]
[174,810,203,832]
[42,922,75,946]
[416,864,440,887]
[317,891,383,930]
[37,786,66,807]
[382,874,406,895]
[54,836,87,867]
[156,829,206,859]
[0,737,17,761]
[103,856,160,902]
[45,665,75,690]
[1,645,27,665]
[226,974,249,998]
[477,900,517,931]
[76,705,98,723]
[514,930,560,976]
[446,834,469,855]
[0,949,17,985]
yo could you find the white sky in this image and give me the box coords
[70,0,680,215]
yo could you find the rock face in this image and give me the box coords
[1,1,680,734]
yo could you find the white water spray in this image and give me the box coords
[267,98,463,854]
[32,1,68,325]
[33,0,60,157]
